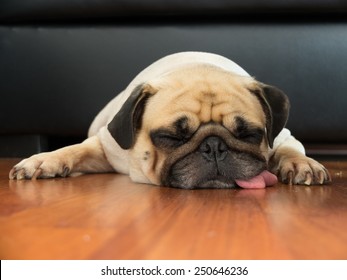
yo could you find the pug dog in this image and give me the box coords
[9,52,331,189]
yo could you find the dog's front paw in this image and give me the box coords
[9,153,71,180]
[273,155,331,185]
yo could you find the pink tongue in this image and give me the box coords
[235,170,278,189]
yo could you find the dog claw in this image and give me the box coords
[283,171,294,185]
[61,166,70,177]
[318,171,325,184]
[9,168,17,180]
[16,169,26,180]
[304,173,312,185]
[32,168,42,179]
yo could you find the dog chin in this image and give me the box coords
[165,175,237,189]
[198,178,237,189]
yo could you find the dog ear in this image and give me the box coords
[251,84,290,148]
[107,84,155,149]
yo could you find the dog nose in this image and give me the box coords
[199,136,228,162]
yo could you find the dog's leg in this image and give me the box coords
[269,130,331,185]
[9,136,114,180]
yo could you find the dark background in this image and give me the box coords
[1,0,347,156]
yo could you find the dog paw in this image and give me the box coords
[274,156,331,185]
[9,153,71,180]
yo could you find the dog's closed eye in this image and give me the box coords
[150,130,190,149]
[150,116,195,149]
[233,116,264,145]
[236,130,264,145]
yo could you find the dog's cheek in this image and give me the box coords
[230,152,266,178]
[260,140,271,161]
[129,137,166,185]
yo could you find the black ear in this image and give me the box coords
[251,84,290,148]
[107,84,154,149]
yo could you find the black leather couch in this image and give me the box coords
[1,0,347,157]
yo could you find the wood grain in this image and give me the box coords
[1,158,347,259]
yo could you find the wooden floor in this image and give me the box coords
[1,158,347,260]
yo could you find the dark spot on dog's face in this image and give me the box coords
[143,151,150,160]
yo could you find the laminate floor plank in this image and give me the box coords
[1,158,347,259]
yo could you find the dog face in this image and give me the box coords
[108,65,289,188]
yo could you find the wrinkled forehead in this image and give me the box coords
[143,67,265,130]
